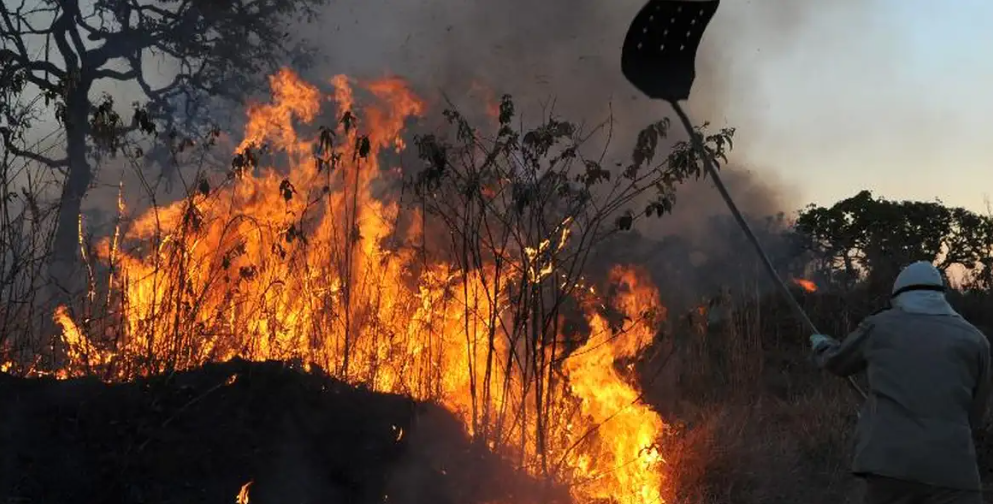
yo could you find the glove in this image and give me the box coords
[809,333,833,352]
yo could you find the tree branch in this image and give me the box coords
[93,67,137,81]
[0,134,69,168]
[0,48,67,82]
[51,8,79,73]
[0,5,32,58]
[57,0,90,69]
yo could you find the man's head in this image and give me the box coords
[889,261,958,317]
[892,261,945,298]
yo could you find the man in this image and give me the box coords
[811,261,991,504]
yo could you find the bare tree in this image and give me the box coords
[407,95,734,479]
[0,0,328,286]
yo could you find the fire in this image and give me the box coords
[564,267,668,504]
[33,69,673,503]
[469,80,501,122]
[792,278,817,292]
[236,480,252,504]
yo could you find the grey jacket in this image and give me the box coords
[814,308,991,490]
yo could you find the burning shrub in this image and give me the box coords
[1,68,735,504]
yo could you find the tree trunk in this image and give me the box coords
[48,86,92,299]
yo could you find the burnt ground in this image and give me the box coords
[0,359,560,504]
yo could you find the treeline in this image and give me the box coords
[793,190,993,294]
[647,191,993,503]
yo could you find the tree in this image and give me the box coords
[407,94,734,477]
[794,190,993,291]
[0,0,327,285]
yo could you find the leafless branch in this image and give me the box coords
[0,134,69,168]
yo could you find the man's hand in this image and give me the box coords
[810,333,833,353]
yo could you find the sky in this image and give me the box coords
[9,0,993,218]
[279,0,993,216]
[721,0,993,212]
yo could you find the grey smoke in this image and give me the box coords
[73,0,872,214]
[72,0,878,285]
[89,0,868,297]
[287,0,872,226]
[277,0,872,300]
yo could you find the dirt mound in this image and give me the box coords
[0,359,559,504]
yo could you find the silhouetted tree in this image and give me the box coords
[794,190,993,293]
[0,0,327,286]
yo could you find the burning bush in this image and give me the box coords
[0,68,735,504]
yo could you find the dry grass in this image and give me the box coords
[648,282,993,504]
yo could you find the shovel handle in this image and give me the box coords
[667,100,867,401]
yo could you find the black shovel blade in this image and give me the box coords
[621,0,720,101]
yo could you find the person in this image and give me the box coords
[810,261,991,504]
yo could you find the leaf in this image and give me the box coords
[239,266,257,280]
[578,161,610,187]
[279,179,295,201]
[498,94,514,126]
[182,203,203,233]
[132,104,157,135]
[616,211,634,231]
[356,136,371,159]
[231,145,259,177]
[341,111,355,133]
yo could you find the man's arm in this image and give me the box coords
[969,336,991,431]
[813,318,875,377]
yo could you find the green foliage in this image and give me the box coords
[794,190,993,290]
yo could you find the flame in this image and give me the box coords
[33,69,674,503]
[54,305,113,379]
[563,267,668,504]
[792,278,817,292]
[236,480,252,504]
[470,80,501,122]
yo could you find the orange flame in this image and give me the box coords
[37,69,673,504]
[792,278,817,292]
[470,80,501,122]
[564,267,668,503]
[236,480,252,504]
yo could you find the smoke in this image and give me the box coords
[73,0,874,293]
[30,0,872,329]
[292,0,864,180]
[75,0,869,219]
[282,0,869,298]
[297,0,868,197]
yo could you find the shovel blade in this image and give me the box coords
[621,0,720,101]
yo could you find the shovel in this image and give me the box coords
[620,0,867,401]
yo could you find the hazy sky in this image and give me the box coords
[285,0,993,215]
[722,0,993,212]
[11,0,992,217]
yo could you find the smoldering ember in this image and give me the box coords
[2,1,992,504]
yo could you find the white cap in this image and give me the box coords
[892,261,944,296]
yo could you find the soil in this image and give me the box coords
[0,359,561,504]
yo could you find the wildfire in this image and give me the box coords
[236,481,252,504]
[792,278,817,293]
[564,267,668,504]
[469,80,501,122]
[31,69,673,503]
